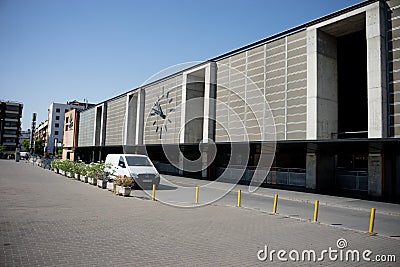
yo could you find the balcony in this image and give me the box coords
[4,118,19,122]
[3,134,17,138]
[3,142,17,146]
[5,110,20,114]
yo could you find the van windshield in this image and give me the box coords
[125,156,152,167]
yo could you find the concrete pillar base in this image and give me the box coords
[368,153,383,197]
[306,152,335,191]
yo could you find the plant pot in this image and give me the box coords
[115,185,121,195]
[80,175,88,183]
[97,179,107,189]
[59,170,65,176]
[53,168,59,174]
[88,177,97,185]
[119,186,131,197]
[107,181,114,191]
[66,172,73,178]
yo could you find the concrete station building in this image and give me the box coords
[75,0,400,200]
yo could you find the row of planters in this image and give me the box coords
[51,160,133,196]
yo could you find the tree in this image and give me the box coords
[34,138,44,156]
[22,140,30,152]
[0,145,5,154]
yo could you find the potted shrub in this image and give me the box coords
[64,160,74,178]
[85,162,112,188]
[114,175,133,197]
[72,161,85,180]
[58,160,66,176]
[51,160,60,174]
[72,161,80,179]
[77,162,88,183]
[86,163,97,185]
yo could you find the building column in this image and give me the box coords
[366,3,387,138]
[178,152,184,175]
[306,151,335,191]
[306,28,338,140]
[201,145,208,178]
[136,89,145,145]
[368,153,383,197]
[396,146,400,197]
[306,153,317,189]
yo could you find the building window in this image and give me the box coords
[66,117,69,123]
[56,108,60,113]
[55,123,59,128]
[55,131,59,135]
[56,116,60,120]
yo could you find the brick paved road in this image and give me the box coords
[0,160,399,266]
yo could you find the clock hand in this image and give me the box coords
[159,105,166,119]
[152,108,161,115]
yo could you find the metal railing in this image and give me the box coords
[335,169,368,191]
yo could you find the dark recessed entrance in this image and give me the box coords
[337,30,368,138]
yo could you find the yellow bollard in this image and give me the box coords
[313,200,319,222]
[369,208,376,234]
[237,190,241,207]
[195,186,199,204]
[273,194,278,214]
[152,184,156,201]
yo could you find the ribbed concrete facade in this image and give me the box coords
[389,0,400,136]
[76,0,400,200]
[143,75,183,144]
[78,108,95,147]
[215,30,307,142]
[105,96,126,146]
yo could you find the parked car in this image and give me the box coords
[105,154,160,189]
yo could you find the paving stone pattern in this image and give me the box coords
[0,160,399,266]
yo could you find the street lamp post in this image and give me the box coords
[54,138,58,158]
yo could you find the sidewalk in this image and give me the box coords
[162,174,400,216]
[1,160,399,266]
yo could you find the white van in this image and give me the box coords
[105,154,160,189]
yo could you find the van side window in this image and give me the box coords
[118,157,126,168]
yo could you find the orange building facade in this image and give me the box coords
[62,109,79,160]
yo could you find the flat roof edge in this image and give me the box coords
[210,0,380,62]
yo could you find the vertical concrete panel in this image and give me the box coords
[368,153,383,196]
[306,29,338,140]
[125,92,138,146]
[306,153,317,189]
[316,31,338,140]
[366,4,388,138]
[306,29,318,140]
[136,89,145,145]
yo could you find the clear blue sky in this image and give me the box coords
[0,0,363,130]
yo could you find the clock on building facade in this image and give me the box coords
[150,87,175,139]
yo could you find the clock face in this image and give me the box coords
[150,86,175,139]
